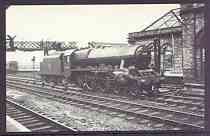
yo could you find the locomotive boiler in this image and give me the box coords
[39,44,161,96]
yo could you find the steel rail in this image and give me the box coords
[7,76,204,107]
[7,80,204,130]
[7,99,77,132]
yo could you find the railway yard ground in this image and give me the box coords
[7,88,151,131]
[6,72,205,131]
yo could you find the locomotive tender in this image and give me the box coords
[6,61,18,73]
[40,44,161,96]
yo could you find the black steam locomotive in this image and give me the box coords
[39,44,161,96]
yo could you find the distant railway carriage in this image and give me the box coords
[6,61,18,73]
[39,44,162,96]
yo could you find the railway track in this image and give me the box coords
[7,76,205,114]
[7,78,204,130]
[7,99,77,132]
[7,74,204,98]
[7,73,41,80]
[7,75,42,83]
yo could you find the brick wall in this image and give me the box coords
[181,4,205,83]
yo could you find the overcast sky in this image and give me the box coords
[6,4,179,43]
[6,4,180,67]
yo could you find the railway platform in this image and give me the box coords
[6,115,31,132]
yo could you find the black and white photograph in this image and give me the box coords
[6,3,206,132]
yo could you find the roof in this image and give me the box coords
[129,8,184,38]
[142,8,183,32]
[129,26,182,39]
[128,8,184,49]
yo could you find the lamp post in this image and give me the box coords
[32,56,35,80]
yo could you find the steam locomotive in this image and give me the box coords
[39,44,162,96]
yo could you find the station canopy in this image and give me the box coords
[129,8,184,50]
[142,8,183,31]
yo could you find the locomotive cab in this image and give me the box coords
[61,49,78,82]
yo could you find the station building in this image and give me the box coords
[128,3,205,84]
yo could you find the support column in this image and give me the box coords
[181,4,197,83]
[181,4,205,83]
